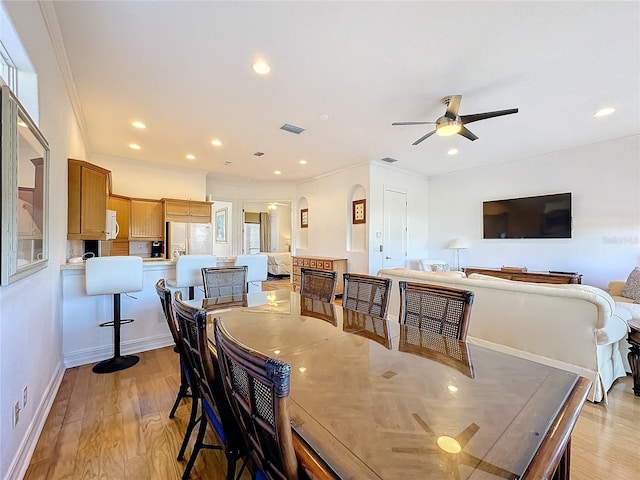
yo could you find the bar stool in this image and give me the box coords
[167,254,217,300]
[234,254,267,293]
[85,256,144,374]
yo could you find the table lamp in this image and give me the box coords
[447,237,468,271]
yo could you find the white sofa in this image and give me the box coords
[607,280,637,372]
[377,268,630,403]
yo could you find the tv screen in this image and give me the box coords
[483,193,572,239]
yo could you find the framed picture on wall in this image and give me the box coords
[300,208,309,228]
[352,199,366,224]
[215,208,227,243]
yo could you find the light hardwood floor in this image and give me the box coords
[25,279,639,479]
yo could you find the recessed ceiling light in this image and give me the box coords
[448,148,459,155]
[274,170,282,175]
[128,143,141,150]
[594,107,615,117]
[131,121,146,129]
[251,60,271,75]
[299,159,307,165]
[185,154,196,160]
[222,160,232,166]
[318,114,329,121]
[211,139,222,146]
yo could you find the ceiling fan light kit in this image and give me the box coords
[393,94,518,144]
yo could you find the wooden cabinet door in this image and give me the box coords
[189,201,212,220]
[130,199,163,239]
[108,195,131,239]
[80,167,108,237]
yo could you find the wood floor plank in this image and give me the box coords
[26,280,639,479]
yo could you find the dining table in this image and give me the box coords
[187,289,591,480]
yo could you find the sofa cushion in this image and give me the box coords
[467,273,512,282]
[621,267,640,303]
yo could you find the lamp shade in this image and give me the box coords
[447,237,468,250]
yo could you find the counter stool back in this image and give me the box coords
[85,256,143,373]
[168,254,217,300]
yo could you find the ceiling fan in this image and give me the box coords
[392,95,518,145]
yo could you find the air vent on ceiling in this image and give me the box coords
[253,151,266,157]
[381,157,398,163]
[280,123,305,134]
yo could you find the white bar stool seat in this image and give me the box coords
[234,254,268,293]
[167,254,217,299]
[85,256,144,373]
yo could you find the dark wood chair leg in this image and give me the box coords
[181,406,207,479]
[177,396,200,461]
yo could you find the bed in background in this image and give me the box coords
[261,252,292,276]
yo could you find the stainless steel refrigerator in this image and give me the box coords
[166,222,214,259]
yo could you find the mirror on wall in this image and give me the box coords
[1,85,49,285]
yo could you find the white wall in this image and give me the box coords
[92,154,207,200]
[427,135,640,288]
[0,2,87,478]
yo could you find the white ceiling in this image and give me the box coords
[50,1,639,184]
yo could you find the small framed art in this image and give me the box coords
[352,199,366,224]
[300,208,309,228]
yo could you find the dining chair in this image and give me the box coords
[173,291,247,480]
[214,317,300,480]
[201,265,248,299]
[398,281,475,341]
[300,295,338,325]
[300,267,338,303]
[155,279,195,416]
[342,273,392,318]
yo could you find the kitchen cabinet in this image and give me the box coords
[164,198,212,222]
[108,194,131,254]
[130,199,163,240]
[67,159,110,240]
[292,256,348,295]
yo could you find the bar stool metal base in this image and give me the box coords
[92,354,139,374]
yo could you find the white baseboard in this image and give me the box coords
[5,361,65,480]
[64,333,174,368]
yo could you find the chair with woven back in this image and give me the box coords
[342,273,392,318]
[155,279,199,462]
[201,265,248,301]
[300,267,338,303]
[173,291,247,480]
[214,317,300,480]
[398,281,475,341]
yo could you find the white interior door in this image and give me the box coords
[382,189,407,269]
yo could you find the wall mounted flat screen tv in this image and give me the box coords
[483,193,572,239]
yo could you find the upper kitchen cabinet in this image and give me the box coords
[163,198,212,222]
[130,198,163,240]
[67,159,110,240]
[108,194,131,239]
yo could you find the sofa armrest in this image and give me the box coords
[608,280,626,296]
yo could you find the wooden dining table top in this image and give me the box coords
[189,289,590,480]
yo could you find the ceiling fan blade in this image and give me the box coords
[444,95,462,119]
[392,121,436,126]
[458,126,478,141]
[412,130,437,145]
[460,108,518,125]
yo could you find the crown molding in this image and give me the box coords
[38,0,91,152]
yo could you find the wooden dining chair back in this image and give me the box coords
[214,318,299,480]
[201,265,248,299]
[342,273,392,318]
[300,267,338,303]
[155,279,194,420]
[173,291,247,480]
[398,281,475,341]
